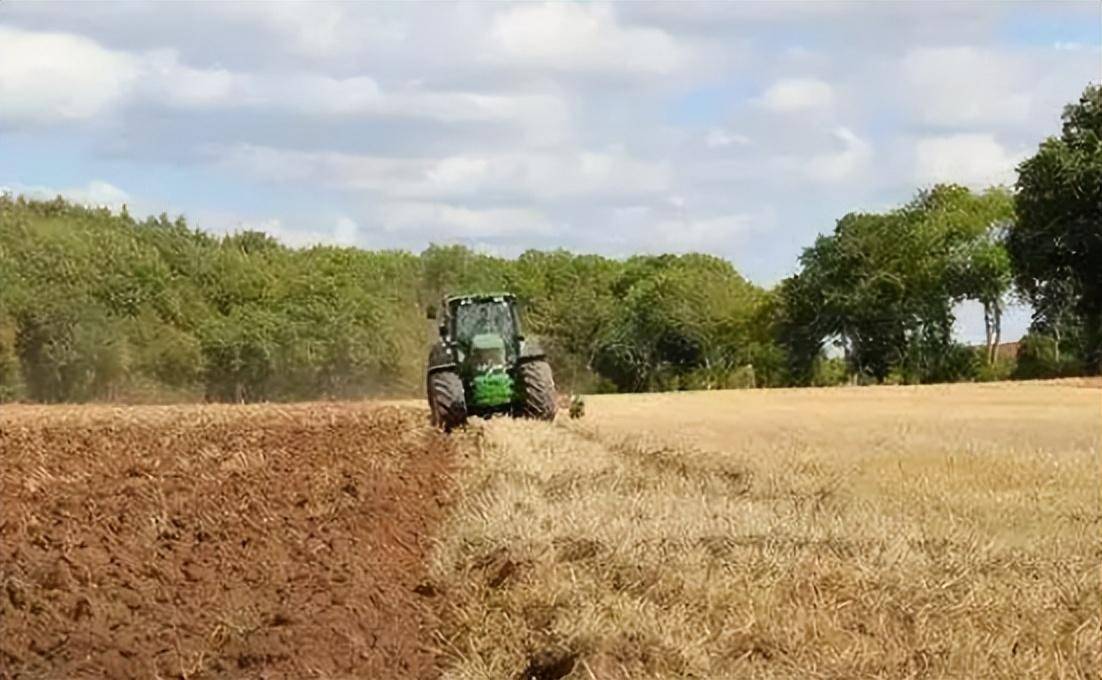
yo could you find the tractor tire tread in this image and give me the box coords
[429,370,467,431]
[518,360,556,421]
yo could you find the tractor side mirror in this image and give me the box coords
[426,304,437,320]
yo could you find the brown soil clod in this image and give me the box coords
[552,537,603,563]
[414,580,440,598]
[0,403,457,679]
[472,547,527,590]
[487,558,520,589]
[516,648,578,680]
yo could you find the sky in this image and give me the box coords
[1,1,1099,343]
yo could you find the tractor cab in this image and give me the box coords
[447,294,521,364]
[426,292,556,429]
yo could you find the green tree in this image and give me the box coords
[774,273,825,385]
[593,255,763,391]
[779,185,1012,383]
[199,306,279,402]
[1009,84,1102,371]
[510,250,621,393]
[935,187,1015,365]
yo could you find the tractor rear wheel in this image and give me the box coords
[518,360,556,421]
[428,370,467,431]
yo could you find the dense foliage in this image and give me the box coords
[1,85,1097,402]
[778,185,1016,385]
[0,200,425,402]
[0,198,780,401]
[1008,84,1102,372]
[778,83,1100,386]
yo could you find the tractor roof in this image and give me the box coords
[445,292,516,304]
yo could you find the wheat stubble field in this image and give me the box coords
[431,380,1101,679]
[2,381,1099,678]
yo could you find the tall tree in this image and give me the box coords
[779,184,1013,383]
[1009,84,1102,371]
[934,187,1015,365]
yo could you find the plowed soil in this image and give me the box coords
[0,403,454,679]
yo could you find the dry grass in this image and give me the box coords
[430,381,1101,679]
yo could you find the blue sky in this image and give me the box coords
[1,1,1099,342]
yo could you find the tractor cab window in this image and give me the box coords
[453,301,515,346]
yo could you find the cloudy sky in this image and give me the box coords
[1,1,1099,341]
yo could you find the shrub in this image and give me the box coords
[1014,332,1084,380]
[811,357,848,386]
[976,358,1015,382]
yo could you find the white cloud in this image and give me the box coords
[147,64,571,134]
[706,128,751,148]
[228,215,363,249]
[300,83,571,139]
[217,144,670,201]
[332,216,360,245]
[67,180,132,208]
[0,27,239,121]
[0,25,570,140]
[2,180,131,209]
[141,50,237,108]
[650,213,755,250]
[491,3,689,75]
[0,26,138,123]
[914,133,1025,187]
[604,203,774,255]
[209,2,407,59]
[237,74,567,126]
[773,127,872,183]
[378,202,556,238]
[0,1,1094,292]
[756,77,834,113]
[806,127,872,182]
[902,47,1031,127]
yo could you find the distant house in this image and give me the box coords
[972,341,1020,361]
[993,342,1020,361]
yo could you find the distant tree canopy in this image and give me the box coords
[0,197,782,401]
[1,84,1097,402]
[777,185,1015,385]
[0,199,425,402]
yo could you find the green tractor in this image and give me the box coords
[426,293,556,430]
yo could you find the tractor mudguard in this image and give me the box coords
[427,342,457,373]
[519,338,546,362]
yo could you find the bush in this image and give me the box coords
[922,343,980,384]
[812,357,848,386]
[727,364,757,389]
[1013,332,1084,379]
[0,319,20,401]
[132,318,203,388]
[975,358,1015,382]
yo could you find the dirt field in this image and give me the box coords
[431,381,1101,678]
[0,403,454,679]
[2,381,1099,679]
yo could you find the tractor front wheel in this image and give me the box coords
[428,370,467,431]
[518,360,556,421]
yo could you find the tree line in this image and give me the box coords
[0,84,1097,403]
